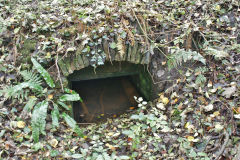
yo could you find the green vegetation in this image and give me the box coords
[0,0,239,159]
[1,58,83,143]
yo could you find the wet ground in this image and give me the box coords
[72,76,140,123]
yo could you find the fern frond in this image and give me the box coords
[62,112,84,137]
[31,100,48,143]
[59,94,82,102]
[167,48,206,69]
[2,82,43,100]
[31,57,55,88]
[51,103,60,129]
[23,97,37,112]
[20,70,42,86]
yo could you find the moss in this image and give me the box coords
[20,39,36,55]
[137,71,153,100]
[19,39,37,63]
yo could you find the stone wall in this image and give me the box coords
[49,32,197,99]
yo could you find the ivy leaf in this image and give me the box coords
[195,74,206,86]
[71,154,83,158]
[62,112,84,137]
[192,51,206,65]
[31,57,55,88]
[59,94,82,102]
[31,101,48,143]
[66,47,76,53]
[119,156,130,159]
[110,42,117,49]
[0,130,6,138]
[0,16,7,34]
[82,46,90,53]
[32,142,43,151]
[122,130,135,138]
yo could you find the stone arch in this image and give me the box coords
[58,44,150,76]
[57,42,151,88]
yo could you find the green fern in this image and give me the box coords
[59,94,82,102]
[1,70,43,100]
[167,48,206,69]
[2,82,43,100]
[31,100,48,143]
[23,97,37,112]
[57,101,70,111]
[20,70,42,86]
[31,57,55,88]
[195,74,207,86]
[62,112,84,137]
[2,85,29,100]
[51,103,60,129]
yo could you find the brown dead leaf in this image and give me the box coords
[129,107,135,110]
[47,94,53,100]
[49,139,58,148]
[17,121,26,129]
[198,96,208,105]
[105,143,116,151]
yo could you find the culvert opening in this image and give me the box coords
[68,62,153,123]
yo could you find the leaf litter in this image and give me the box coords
[0,0,240,159]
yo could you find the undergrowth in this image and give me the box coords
[0,57,84,142]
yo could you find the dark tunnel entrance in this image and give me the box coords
[68,62,153,123]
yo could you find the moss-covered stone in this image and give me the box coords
[58,59,69,77]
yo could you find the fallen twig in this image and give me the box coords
[216,98,235,134]
[214,131,230,160]
[204,134,223,153]
[55,52,64,92]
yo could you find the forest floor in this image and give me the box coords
[0,0,240,159]
[0,57,239,159]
